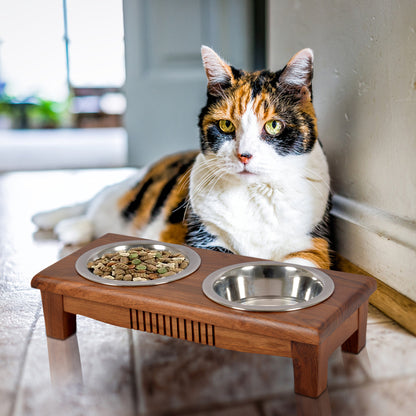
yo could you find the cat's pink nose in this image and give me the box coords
[238,153,253,164]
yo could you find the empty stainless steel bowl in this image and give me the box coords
[202,261,334,312]
[75,239,201,286]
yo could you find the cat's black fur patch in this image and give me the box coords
[185,210,215,248]
[311,194,332,243]
[230,65,244,81]
[204,125,234,153]
[250,70,281,99]
[122,177,153,219]
[261,111,317,156]
[207,246,234,254]
[150,159,195,219]
[122,157,194,221]
[168,197,187,224]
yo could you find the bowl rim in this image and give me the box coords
[75,239,201,286]
[202,260,335,312]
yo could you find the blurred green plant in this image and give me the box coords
[0,93,69,129]
[27,98,68,128]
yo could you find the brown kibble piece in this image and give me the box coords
[179,261,189,269]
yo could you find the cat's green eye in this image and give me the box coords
[218,120,235,133]
[264,120,283,136]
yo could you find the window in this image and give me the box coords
[0,0,125,102]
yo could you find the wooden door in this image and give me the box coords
[123,0,255,166]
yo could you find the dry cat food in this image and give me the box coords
[87,247,189,282]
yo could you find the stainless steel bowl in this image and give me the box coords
[202,261,334,312]
[75,239,201,286]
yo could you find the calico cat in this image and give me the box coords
[32,46,331,269]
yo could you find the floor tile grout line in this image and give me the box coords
[367,319,414,336]
[9,301,42,416]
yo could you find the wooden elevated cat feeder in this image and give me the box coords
[31,233,376,398]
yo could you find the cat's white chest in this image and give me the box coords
[217,183,279,235]
[191,173,313,260]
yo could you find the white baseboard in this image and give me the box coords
[331,194,416,303]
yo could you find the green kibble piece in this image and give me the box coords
[132,259,141,265]
[157,267,168,274]
[136,264,147,270]
[154,252,162,258]
[129,253,139,259]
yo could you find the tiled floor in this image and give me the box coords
[1,169,415,416]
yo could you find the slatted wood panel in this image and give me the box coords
[130,309,215,346]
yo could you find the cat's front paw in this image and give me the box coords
[207,246,234,254]
[32,209,71,230]
[283,257,317,268]
[54,216,94,245]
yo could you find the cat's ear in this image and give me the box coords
[279,48,314,89]
[201,46,233,95]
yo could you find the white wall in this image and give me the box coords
[268,0,416,301]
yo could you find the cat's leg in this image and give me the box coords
[185,211,234,253]
[208,246,234,253]
[32,202,89,230]
[33,169,145,245]
[32,199,95,245]
[54,215,94,245]
[53,170,146,245]
[284,198,332,269]
[283,237,330,269]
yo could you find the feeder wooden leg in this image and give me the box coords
[41,292,76,340]
[291,342,328,398]
[342,302,368,354]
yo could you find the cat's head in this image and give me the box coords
[198,46,318,181]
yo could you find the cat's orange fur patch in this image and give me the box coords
[117,152,184,211]
[160,223,187,244]
[284,237,331,269]
[117,151,197,231]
